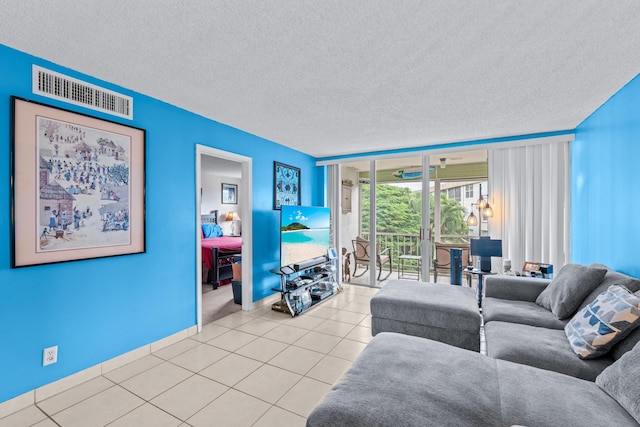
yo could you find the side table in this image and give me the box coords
[466,268,495,307]
[399,255,422,280]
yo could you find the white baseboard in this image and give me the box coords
[0,325,197,419]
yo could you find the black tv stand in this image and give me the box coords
[270,256,340,317]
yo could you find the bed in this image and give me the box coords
[201,211,242,286]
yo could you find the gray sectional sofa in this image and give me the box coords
[484,265,640,380]
[307,264,640,426]
[308,332,640,426]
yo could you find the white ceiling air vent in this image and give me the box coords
[32,65,133,120]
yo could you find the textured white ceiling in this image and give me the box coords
[1,1,640,158]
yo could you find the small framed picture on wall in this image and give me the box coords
[222,183,237,204]
[273,161,300,210]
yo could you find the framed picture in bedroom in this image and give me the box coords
[221,183,237,204]
[273,161,301,210]
[10,96,146,267]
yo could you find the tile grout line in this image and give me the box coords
[1,289,375,425]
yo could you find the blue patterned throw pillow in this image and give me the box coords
[565,285,640,359]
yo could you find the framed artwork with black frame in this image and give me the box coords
[11,96,146,267]
[273,161,300,210]
[221,183,237,204]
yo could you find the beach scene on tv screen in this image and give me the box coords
[281,206,330,267]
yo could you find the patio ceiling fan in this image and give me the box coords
[438,156,462,169]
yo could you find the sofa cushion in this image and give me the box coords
[565,285,640,359]
[370,280,481,351]
[578,265,640,312]
[482,297,567,329]
[484,275,551,302]
[596,341,640,424]
[308,332,504,427]
[536,264,607,319]
[496,354,637,427]
[307,332,639,427]
[485,321,612,381]
[371,281,480,332]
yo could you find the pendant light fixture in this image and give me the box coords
[466,209,478,226]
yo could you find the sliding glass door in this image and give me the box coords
[336,156,429,287]
[333,149,487,287]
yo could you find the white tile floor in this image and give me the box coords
[0,284,378,427]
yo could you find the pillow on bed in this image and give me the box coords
[202,223,223,238]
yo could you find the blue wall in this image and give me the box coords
[571,73,640,277]
[0,44,322,403]
[2,39,640,405]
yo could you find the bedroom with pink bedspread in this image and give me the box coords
[201,211,242,286]
[201,235,242,270]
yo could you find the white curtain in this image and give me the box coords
[488,140,570,272]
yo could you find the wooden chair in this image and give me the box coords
[351,236,392,280]
[433,242,472,286]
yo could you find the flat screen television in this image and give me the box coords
[280,205,331,269]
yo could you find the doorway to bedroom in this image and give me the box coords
[196,145,252,332]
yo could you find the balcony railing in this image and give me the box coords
[359,232,473,272]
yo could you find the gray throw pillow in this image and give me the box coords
[535,264,607,319]
[596,341,640,424]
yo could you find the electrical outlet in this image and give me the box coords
[43,345,58,366]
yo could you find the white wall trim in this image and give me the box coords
[0,325,198,418]
[195,145,253,334]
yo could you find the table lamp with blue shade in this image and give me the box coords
[470,237,502,272]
